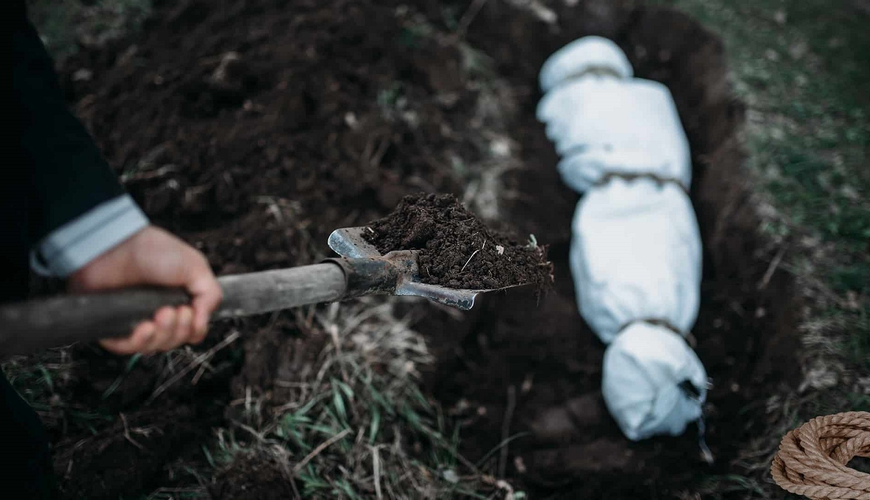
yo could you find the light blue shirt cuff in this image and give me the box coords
[31,194,150,277]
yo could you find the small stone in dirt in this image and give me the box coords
[363,193,553,290]
[442,469,460,483]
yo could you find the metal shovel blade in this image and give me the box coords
[328,227,507,310]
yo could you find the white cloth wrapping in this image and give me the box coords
[572,179,706,439]
[539,36,634,92]
[537,76,691,193]
[603,322,707,440]
[570,180,701,343]
[537,36,708,440]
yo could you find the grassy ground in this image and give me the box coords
[651,0,870,497]
[199,298,514,499]
[650,0,870,355]
[26,0,151,62]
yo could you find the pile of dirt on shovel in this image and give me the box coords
[364,193,553,290]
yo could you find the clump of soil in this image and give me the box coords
[364,193,553,290]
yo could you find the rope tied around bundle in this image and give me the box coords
[772,411,870,499]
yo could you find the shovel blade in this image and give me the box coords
[394,281,479,310]
[328,227,380,258]
[328,227,483,310]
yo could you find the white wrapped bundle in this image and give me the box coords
[572,179,705,439]
[538,36,708,441]
[570,180,701,343]
[604,322,707,440]
[537,37,691,193]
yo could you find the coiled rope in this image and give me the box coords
[772,411,870,499]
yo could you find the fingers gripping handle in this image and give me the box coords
[0,287,191,356]
[0,263,348,356]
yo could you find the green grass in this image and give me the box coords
[2,350,118,435]
[650,0,870,297]
[198,299,506,499]
[27,0,152,63]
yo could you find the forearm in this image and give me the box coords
[31,195,149,276]
[14,6,148,276]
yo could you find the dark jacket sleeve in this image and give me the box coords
[13,2,125,245]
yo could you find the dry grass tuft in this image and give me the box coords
[203,297,513,499]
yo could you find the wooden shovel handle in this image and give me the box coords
[0,263,347,356]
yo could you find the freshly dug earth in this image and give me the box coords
[54,405,208,497]
[209,453,295,500]
[36,0,802,498]
[364,193,553,289]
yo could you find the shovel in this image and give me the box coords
[0,227,519,355]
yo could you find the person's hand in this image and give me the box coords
[68,225,223,355]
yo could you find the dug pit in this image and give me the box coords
[416,2,802,497]
[44,0,801,498]
[364,192,553,290]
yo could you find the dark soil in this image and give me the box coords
[209,453,295,500]
[54,405,206,497]
[40,0,802,498]
[364,192,553,289]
